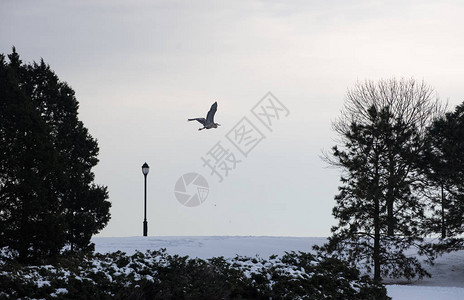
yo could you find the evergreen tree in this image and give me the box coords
[324,78,442,282]
[0,49,66,261]
[326,106,431,282]
[422,102,464,242]
[22,59,111,252]
[0,48,110,260]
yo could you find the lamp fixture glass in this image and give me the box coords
[142,162,149,175]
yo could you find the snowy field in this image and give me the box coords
[93,236,464,300]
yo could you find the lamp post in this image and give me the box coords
[142,162,149,236]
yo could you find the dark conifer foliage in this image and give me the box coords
[0,48,110,261]
[0,49,65,261]
[326,106,431,282]
[422,103,464,241]
[324,78,442,282]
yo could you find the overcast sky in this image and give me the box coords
[1,0,464,237]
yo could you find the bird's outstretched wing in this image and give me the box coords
[188,118,207,125]
[206,102,217,124]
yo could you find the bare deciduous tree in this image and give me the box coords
[334,78,445,138]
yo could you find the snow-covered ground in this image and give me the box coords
[93,236,464,300]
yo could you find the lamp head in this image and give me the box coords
[142,162,149,175]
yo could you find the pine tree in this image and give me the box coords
[324,78,442,282]
[422,103,464,242]
[326,106,431,281]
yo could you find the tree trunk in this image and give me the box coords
[441,183,446,239]
[374,194,381,283]
[387,151,395,236]
[373,159,382,283]
[387,199,394,236]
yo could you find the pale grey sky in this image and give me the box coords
[1,0,464,237]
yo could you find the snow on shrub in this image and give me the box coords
[0,248,389,299]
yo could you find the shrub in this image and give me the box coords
[0,248,389,299]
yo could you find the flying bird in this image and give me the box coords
[188,102,221,131]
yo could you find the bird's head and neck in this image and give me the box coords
[213,123,220,128]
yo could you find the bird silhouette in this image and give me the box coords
[188,102,221,131]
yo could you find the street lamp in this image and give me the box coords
[142,162,149,236]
